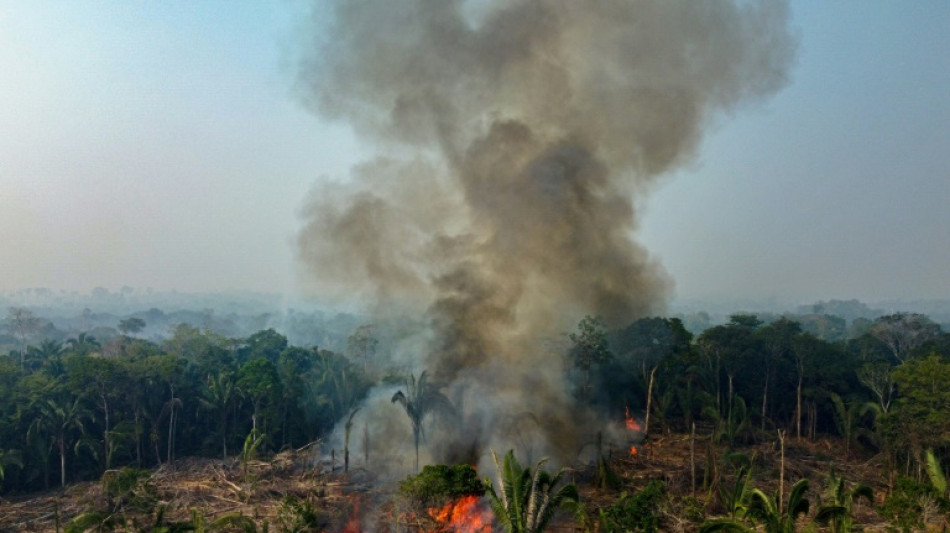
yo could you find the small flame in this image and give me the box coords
[427,495,491,533]
[342,500,361,533]
[625,406,642,432]
[629,445,638,456]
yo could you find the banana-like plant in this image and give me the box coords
[485,449,579,533]
[815,470,873,533]
[702,478,811,533]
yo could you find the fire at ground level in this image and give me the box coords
[0,420,892,533]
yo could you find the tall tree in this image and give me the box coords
[869,313,941,365]
[236,358,281,433]
[65,354,124,470]
[755,318,800,431]
[888,354,950,465]
[65,332,100,357]
[6,308,42,370]
[276,346,315,447]
[346,324,378,375]
[25,339,64,374]
[200,371,239,459]
[391,371,452,472]
[569,316,613,404]
[238,329,287,365]
[791,333,823,440]
[30,396,92,488]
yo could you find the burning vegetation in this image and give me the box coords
[297,0,796,472]
[10,0,950,531]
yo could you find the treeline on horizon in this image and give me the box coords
[0,304,949,499]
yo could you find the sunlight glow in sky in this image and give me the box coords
[1,2,947,306]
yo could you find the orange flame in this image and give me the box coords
[342,500,361,533]
[427,495,492,533]
[629,445,638,456]
[625,406,642,432]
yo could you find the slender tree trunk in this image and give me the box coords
[727,373,734,427]
[363,423,370,466]
[644,366,658,436]
[413,427,420,472]
[59,437,66,488]
[281,401,288,449]
[221,415,228,459]
[134,407,142,466]
[761,372,770,432]
[167,404,175,464]
[167,385,176,465]
[778,429,786,515]
[101,394,111,469]
[153,428,162,466]
[690,422,696,497]
[796,372,803,441]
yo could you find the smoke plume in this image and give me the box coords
[297,0,795,467]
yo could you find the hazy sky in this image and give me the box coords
[1,2,947,307]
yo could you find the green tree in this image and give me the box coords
[238,329,287,365]
[889,354,950,459]
[117,317,146,337]
[236,358,281,433]
[754,318,801,432]
[25,339,64,373]
[200,371,239,459]
[569,316,612,403]
[30,395,93,487]
[65,332,101,356]
[485,450,579,533]
[276,346,315,447]
[697,316,760,435]
[65,354,124,470]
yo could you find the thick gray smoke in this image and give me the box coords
[297,0,795,468]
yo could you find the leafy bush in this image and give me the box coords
[100,467,157,513]
[397,464,485,511]
[276,496,330,533]
[877,476,946,533]
[599,480,667,533]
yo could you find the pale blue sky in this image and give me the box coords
[1,2,947,306]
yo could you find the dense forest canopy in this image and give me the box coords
[2,296,949,500]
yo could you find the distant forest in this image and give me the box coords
[1,290,950,501]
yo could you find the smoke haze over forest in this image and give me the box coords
[1,2,948,308]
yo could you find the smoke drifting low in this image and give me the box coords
[297,0,795,467]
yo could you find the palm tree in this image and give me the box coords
[66,332,100,356]
[30,396,92,487]
[815,470,872,533]
[485,449,579,533]
[199,371,239,459]
[26,339,64,373]
[828,393,869,458]
[390,371,452,471]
